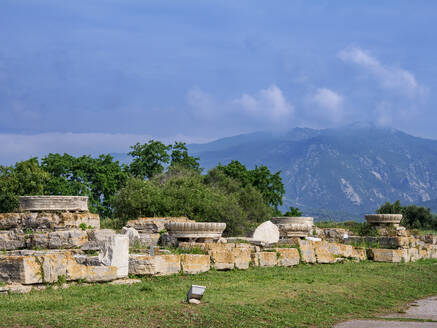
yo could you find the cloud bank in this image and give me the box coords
[0,133,211,165]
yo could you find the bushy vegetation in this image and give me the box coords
[315,220,378,236]
[0,141,283,236]
[377,200,437,230]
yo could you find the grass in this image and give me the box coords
[1,260,437,327]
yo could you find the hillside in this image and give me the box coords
[188,123,437,220]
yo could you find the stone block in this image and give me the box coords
[314,242,335,264]
[369,248,408,263]
[129,254,180,276]
[297,239,316,263]
[232,248,251,270]
[27,230,88,249]
[99,235,129,278]
[252,221,279,244]
[19,196,89,212]
[126,217,193,233]
[181,254,210,274]
[83,229,116,250]
[275,248,299,267]
[0,255,41,284]
[138,233,160,247]
[65,251,117,282]
[419,234,437,245]
[209,249,234,270]
[0,213,22,229]
[0,231,26,250]
[352,247,367,261]
[121,227,139,246]
[256,252,277,267]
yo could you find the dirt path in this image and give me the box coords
[335,296,437,328]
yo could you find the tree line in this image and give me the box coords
[0,141,287,235]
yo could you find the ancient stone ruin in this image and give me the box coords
[271,216,314,238]
[2,202,437,294]
[0,196,128,290]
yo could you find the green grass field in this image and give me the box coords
[1,260,437,328]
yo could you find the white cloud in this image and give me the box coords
[338,47,427,98]
[311,88,343,111]
[305,88,344,124]
[0,133,211,165]
[233,85,294,122]
[186,87,218,120]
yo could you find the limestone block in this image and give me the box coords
[352,247,367,261]
[419,234,437,245]
[129,254,180,276]
[181,254,210,274]
[99,235,129,278]
[275,248,299,267]
[0,231,25,250]
[83,229,116,250]
[314,242,335,264]
[256,252,277,267]
[297,239,316,263]
[209,249,234,270]
[0,255,41,284]
[252,221,279,244]
[121,227,139,246]
[23,212,100,230]
[322,228,349,242]
[39,252,68,283]
[232,248,251,270]
[0,251,70,284]
[27,230,88,249]
[429,245,437,259]
[138,233,160,247]
[369,248,408,263]
[0,213,22,229]
[19,196,89,212]
[65,252,117,282]
[126,217,193,233]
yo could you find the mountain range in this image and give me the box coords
[186,123,437,220]
[112,123,437,221]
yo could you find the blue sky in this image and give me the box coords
[1,1,436,164]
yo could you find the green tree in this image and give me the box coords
[128,140,171,179]
[0,158,52,212]
[376,200,437,230]
[169,142,201,172]
[214,161,285,210]
[283,206,302,217]
[41,153,128,217]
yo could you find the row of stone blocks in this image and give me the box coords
[129,240,369,276]
[0,234,129,284]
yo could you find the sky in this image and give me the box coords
[1,0,437,164]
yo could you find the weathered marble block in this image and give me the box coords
[275,248,300,267]
[180,254,210,274]
[99,235,129,278]
[232,248,251,270]
[166,222,226,242]
[297,239,316,263]
[129,254,181,276]
[368,248,408,263]
[0,212,100,230]
[209,249,234,270]
[19,196,89,212]
[365,214,402,227]
[126,217,193,233]
[271,217,314,238]
[255,252,277,267]
[0,250,118,284]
